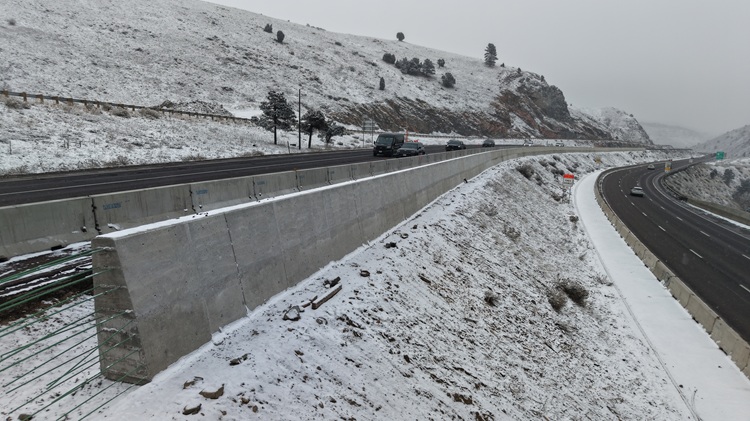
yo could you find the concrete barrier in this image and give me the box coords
[327,164,353,186]
[92,185,194,234]
[0,198,97,258]
[253,171,298,199]
[91,152,506,381]
[296,167,330,191]
[350,162,371,180]
[686,294,719,333]
[190,177,254,212]
[711,319,750,369]
[370,160,388,177]
[93,215,243,383]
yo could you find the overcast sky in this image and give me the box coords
[206,0,749,136]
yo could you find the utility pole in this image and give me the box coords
[298,88,301,150]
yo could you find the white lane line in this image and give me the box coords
[641,212,648,217]
[690,249,703,259]
[743,254,750,260]
[675,216,683,221]
[740,284,750,295]
[658,226,666,232]
[699,231,710,237]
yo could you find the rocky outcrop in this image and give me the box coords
[331,75,613,140]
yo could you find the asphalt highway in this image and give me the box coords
[0,144,483,206]
[601,158,750,343]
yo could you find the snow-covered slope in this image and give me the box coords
[1,0,649,142]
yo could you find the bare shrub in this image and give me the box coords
[484,291,500,307]
[139,108,161,120]
[4,97,30,109]
[503,223,521,242]
[516,164,535,179]
[479,202,498,217]
[569,215,579,223]
[103,156,132,167]
[551,191,563,202]
[101,103,112,112]
[548,290,567,312]
[181,154,207,162]
[594,274,612,286]
[7,18,16,26]
[110,107,130,118]
[558,279,589,306]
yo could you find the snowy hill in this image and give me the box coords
[1,0,650,144]
[642,122,710,148]
[693,125,750,159]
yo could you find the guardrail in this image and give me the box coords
[595,169,750,380]
[1,90,254,123]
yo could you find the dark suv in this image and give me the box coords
[373,133,405,157]
[446,139,466,151]
[394,142,426,157]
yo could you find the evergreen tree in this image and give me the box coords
[406,57,422,75]
[396,32,405,41]
[300,109,327,148]
[382,53,396,64]
[259,90,297,144]
[422,59,436,76]
[437,58,445,68]
[325,121,345,143]
[276,30,285,43]
[441,72,456,88]
[379,77,385,90]
[263,23,273,33]
[484,43,497,67]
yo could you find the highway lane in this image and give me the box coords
[0,144,483,206]
[602,159,750,343]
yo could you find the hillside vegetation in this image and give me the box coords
[1,0,651,142]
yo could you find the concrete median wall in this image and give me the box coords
[595,169,750,380]
[0,198,97,259]
[190,177,254,212]
[92,185,194,234]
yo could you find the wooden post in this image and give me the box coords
[21,92,27,102]
[36,94,44,103]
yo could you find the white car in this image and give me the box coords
[630,186,644,197]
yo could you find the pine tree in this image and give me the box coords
[396,32,405,41]
[325,121,345,143]
[441,73,456,88]
[263,23,273,33]
[484,43,497,67]
[276,30,285,43]
[259,90,297,144]
[379,77,385,90]
[382,53,396,64]
[422,59,435,76]
[437,58,445,68]
[300,109,327,148]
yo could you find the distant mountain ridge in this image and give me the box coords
[1,0,650,142]
[641,122,710,148]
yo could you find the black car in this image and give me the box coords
[373,133,405,157]
[446,139,466,151]
[482,139,495,147]
[394,142,426,157]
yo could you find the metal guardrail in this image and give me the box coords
[1,90,255,123]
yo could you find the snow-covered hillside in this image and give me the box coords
[694,125,750,159]
[1,0,650,146]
